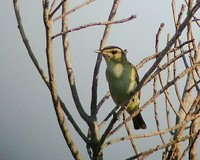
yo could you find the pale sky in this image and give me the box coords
[1,0,199,160]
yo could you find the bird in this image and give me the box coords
[96,46,146,129]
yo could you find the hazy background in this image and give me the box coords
[0,0,198,160]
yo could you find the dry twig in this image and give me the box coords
[53,0,96,22]
[52,15,136,39]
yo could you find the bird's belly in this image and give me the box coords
[108,78,136,106]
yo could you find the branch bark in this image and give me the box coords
[43,1,83,159]
[131,1,200,99]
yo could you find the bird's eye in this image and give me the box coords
[112,50,117,54]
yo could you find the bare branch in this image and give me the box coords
[97,91,110,112]
[100,106,126,147]
[13,0,49,86]
[171,0,178,27]
[177,4,186,27]
[166,34,172,130]
[123,113,139,157]
[103,113,200,148]
[185,0,200,27]
[131,1,200,99]
[109,63,200,136]
[49,0,68,18]
[49,0,58,14]
[154,23,166,144]
[90,0,122,118]
[13,0,200,159]
[144,49,193,87]
[13,0,89,146]
[61,0,90,124]
[52,15,136,39]
[136,39,194,70]
[43,0,82,159]
[98,105,119,128]
[168,1,197,158]
[126,133,198,160]
[53,0,96,22]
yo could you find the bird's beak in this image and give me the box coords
[95,50,102,54]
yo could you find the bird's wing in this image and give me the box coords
[129,62,141,99]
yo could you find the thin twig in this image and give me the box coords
[169,1,196,158]
[49,0,68,18]
[123,113,139,157]
[188,107,200,160]
[61,0,90,124]
[53,0,96,22]
[91,0,123,158]
[49,0,58,14]
[109,63,200,137]
[166,34,172,130]
[97,91,110,112]
[185,0,200,27]
[130,1,200,102]
[136,40,194,70]
[52,15,136,39]
[126,133,198,160]
[43,1,82,159]
[109,54,196,136]
[103,113,200,148]
[144,49,193,89]
[171,0,178,27]
[172,31,188,119]
[172,3,188,116]
[90,0,122,118]
[13,0,49,86]
[13,0,89,145]
[177,4,186,27]
[154,23,166,144]
[190,59,200,92]
[100,106,126,147]
[98,105,119,128]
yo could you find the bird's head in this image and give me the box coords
[95,46,128,62]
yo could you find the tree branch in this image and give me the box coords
[49,0,68,18]
[103,113,200,148]
[52,15,136,39]
[13,0,89,147]
[109,63,200,137]
[53,0,96,22]
[90,0,122,118]
[126,132,199,160]
[61,0,90,125]
[43,1,83,159]
[13,0,49,86]
[131,1,200,99]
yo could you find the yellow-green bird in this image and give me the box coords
[96,46,146,129]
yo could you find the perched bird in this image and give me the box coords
[96,46,146,129]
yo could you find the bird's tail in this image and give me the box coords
[132,113,147,130]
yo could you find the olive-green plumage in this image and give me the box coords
[96,46,146,129]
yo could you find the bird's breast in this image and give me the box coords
[111,63,124,78]
[106,63,136,106]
